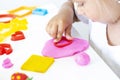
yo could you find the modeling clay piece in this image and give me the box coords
[2,58,13,68]
[11,72,32,80]
[32,8,48,16]
[42,37,89,58]
[9,6,36,17]
[21,55,54,73]
[74,52,90,66]
[0,14,16,23]
[11,31,25,41]
[0,43,13,55]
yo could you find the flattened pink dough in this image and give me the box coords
[42,38,89,58]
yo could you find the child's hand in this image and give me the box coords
[46,9,74,42]
[46,0,75,42]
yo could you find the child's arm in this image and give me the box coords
[46,0,79,42]
[58,0,79,22]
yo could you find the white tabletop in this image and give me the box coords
[0,3,119,80]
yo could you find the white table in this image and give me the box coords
[0,3,119,80]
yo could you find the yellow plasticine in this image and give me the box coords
[21,55,54,73]
[0,23,10,30]
[9,6,36,17]
[10,18,28,30]
[0,18,28,42]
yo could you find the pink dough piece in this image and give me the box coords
[2,58,13,68]
[3,58,10,64]
[74,52,90,66]
[42,38,89,58]
[2,63,13,68]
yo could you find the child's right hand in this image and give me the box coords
[46,5,74,42]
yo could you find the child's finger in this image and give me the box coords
[46,22,58,38]
[49,24,58,38]
[53,34,62,42]
[65,24,73,40]
[54,23,65,42]
[46,21,52,35]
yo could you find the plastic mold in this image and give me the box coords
[0,14,16,23]
[11,31,25,41]
[32,8,48,16]
[9,6,36,17]
[54,36,73,48]
[0,43,13,55]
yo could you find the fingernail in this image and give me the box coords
[53,39,58,43]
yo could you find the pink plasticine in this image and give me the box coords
[74,52,90,66]
[2,58,13,68]
[42,38,89,58]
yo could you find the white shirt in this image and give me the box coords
[74,3,120,77]
[90,21,120,77]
